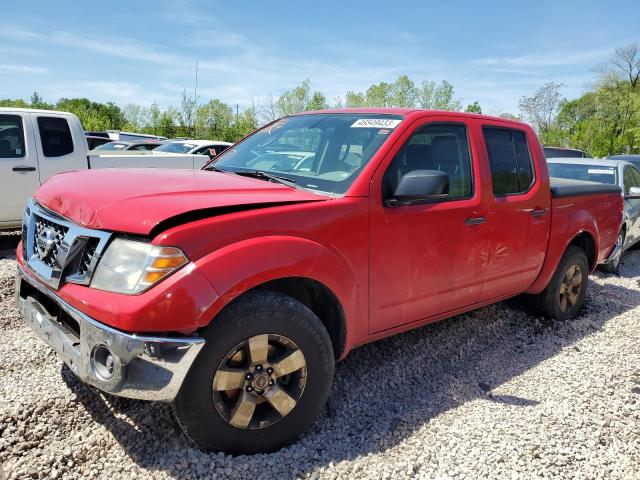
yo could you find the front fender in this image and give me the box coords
[194,235,363,349]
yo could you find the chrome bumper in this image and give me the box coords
[16,264,205,402]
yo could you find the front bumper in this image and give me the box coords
[16,264,205,401]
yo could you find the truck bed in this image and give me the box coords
[550,177,622,198]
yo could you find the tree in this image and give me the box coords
[273,79,311,117]
[389,76,418,108]
[418,80,462,111]
[179,90,197,137]
[30,92,51,109]
[344,91,366,108]
[610,43,640,89]
[518,82,564,138]
[307,91,328,111]
[465,101,482,114]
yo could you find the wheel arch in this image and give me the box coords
[526,227,599,295]
[194,235,362,360]
[568,231,597,271]
[246,277,347,360]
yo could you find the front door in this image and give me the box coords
[0,113,39,226]
[623,165,640,245]
[369,120,485,333]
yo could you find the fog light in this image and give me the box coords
[91,345,116,381]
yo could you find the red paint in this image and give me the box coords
[20,110,623,359]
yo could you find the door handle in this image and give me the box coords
[531,208,548,217]
[12,166,36,172]
[464,217,486,225]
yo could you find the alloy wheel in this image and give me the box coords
[211,334,307,429]
[558,264,583,313]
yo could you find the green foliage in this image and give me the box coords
[465,101,482,114]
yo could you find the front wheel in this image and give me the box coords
[529,246,589,320]
[173,291,335,454]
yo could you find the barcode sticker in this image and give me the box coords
[351,119,402,129]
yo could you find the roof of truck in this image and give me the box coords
[297,108,530,127]
[0,107,77,116]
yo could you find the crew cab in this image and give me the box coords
[0,108,210,229]
[15,109,624,454]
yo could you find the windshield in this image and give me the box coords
[95,142,128,151]
[548,163,618,185]
[155,142,196,153]
[209,113,404,194]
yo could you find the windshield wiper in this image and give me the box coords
[232,170,297,188]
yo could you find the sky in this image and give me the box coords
[1,0,639,115]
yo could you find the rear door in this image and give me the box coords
[0,112,39,226]
[477,126,550,301]
[31,113,87,182]
[369,117,485,333]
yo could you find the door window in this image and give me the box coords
[37,117,74,157]
[630,165,640,189]
[623,166,640,195]
[383,124,473,201]
[484,128,534,196]
[0,115,26,158]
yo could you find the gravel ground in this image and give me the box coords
[1,230,640,479]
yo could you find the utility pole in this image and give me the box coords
[194,61,199,138]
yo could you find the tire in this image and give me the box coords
[598,229,625,274]
[173,290,335,454]
[529,246,589,320]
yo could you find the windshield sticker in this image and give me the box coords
[351,119,402,129]
[587,169,615,175]
[261,120,288,134]
[377,129,391,135]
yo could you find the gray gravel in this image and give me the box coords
[1,230,640,479]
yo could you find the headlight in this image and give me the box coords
[90,238,188,294]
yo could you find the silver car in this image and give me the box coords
[547,158,640,273]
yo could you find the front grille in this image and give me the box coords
[33,215,69,267]
[78,238,99,276]
[23,200,112,289]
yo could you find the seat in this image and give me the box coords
[431,136,466,197]
[0,139,12,157]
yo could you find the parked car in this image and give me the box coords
[0,108,210,229]
[91,140,163,153]
[106,130,167,142]
[543,146,590,158]
[16,110,624,454]
[548,157,640,273]
[607,154,640,170]
[85,131,110,138]
[85,135,113,150]
[154,139,232,159]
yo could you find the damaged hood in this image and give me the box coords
[35,169,327,235]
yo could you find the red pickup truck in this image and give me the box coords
[16,109,624,453]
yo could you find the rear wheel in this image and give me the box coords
[529,246,589,320]
[173,291,335,454]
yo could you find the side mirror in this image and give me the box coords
[388,170,449,206]
[627,186,640,199]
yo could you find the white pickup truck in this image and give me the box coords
[0,107,210,229]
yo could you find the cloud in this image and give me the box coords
[0,63,47,74]
[473,48,612,68]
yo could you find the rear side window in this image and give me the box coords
[0,114,26,158]
[484,128,534,196]
[37,117,74,157]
